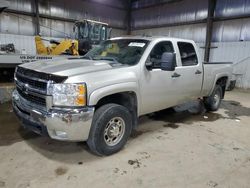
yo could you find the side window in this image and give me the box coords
[177,42,198,66]
[149,41,175,68]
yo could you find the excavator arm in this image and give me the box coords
[35,36,79,56]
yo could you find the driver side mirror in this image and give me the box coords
[160,52,176,71]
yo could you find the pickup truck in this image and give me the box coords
[12,36,232,156]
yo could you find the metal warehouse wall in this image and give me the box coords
[131,0,250,42]
[132,23,207,42]
[131,0,208,32]
[0,0,127,38]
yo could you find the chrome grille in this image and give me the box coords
[15,67,68,109]
[17,87,46,107]
[16,72,47,93]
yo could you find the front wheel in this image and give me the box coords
[87,103,132,156]
[204,85,223,111]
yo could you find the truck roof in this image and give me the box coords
[111,36,195,43]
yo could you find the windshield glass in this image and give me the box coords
[74,22,89,40]
[84,39,149,65]
[101,26,107,41]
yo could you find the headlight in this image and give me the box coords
[48,83,87,107]
[14,67,18,81]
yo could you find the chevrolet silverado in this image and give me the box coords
[12,36,232,155]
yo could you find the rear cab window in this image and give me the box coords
[177,42,198,66]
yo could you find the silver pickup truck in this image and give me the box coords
[12,36,232,155]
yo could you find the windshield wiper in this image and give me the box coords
[81,56,93,60]
[93,56,120,64]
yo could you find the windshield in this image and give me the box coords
[74,22,89,40]
[90,23,101,41]
[84,39,149,65]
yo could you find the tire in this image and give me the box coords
[227,80,236,91]
[204,85,223,111]
[87,103,132,156]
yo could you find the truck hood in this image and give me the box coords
[19,58,119,77]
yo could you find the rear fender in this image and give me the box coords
[209,73,230,96]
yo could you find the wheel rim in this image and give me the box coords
[104,117,125,146]
[213,90,221,107]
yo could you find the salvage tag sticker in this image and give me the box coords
[128,42,146,48]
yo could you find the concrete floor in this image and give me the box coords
[0,90,250,188]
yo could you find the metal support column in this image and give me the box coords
[204,0,217,62]
[34,0,40,35]
[127,0,132,35]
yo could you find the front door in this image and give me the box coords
[139,41,184,115]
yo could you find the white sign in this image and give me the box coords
[128,42,146,48]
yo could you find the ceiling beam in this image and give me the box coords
[132,0,183,11]
[84,0,127,11]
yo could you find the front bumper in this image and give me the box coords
[12,89,94,141]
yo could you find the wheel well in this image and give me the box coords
[95,92,138,129]
[216,76,228,98]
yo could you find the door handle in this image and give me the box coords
[171,72,181,78]
[195,70,202,75]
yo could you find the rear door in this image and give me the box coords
[174,41,203,100]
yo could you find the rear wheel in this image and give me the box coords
[87,103,132,156]
[204,85,223,111]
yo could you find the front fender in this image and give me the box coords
[88,82,140,111]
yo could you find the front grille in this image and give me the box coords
[16,67,68,93]
[16,73,47,91]
[17,87,46,107]
[15,66,67,109]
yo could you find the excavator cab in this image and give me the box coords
[35,19,111,56]
[73,19,111,55]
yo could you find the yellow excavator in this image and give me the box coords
[35,19,111,56]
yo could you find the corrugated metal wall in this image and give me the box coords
[131,18,250,43]
[212,18,250,42]
[209,42,250,89]
[0,13,36,36]
[131,0,208,30]
[132,23,207,42]
[0,0,127,38]
[131,0,250,43]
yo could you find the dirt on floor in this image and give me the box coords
[0,89,250,188]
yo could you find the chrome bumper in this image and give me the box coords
[12,89,94,141]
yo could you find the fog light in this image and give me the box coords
[55,131,67,139]
[12,90,19,101]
